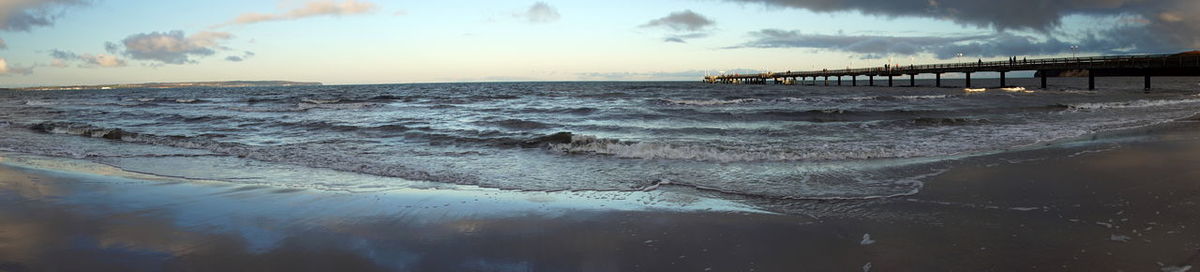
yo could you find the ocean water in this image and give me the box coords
[1,78,1199,200]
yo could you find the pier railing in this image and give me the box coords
[705,53,1200,89]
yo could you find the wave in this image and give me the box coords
[909,117,991,126]
[298,101,382,110]
[659,98,760,106]
[26,121,477,185]
[300,98,343,104]
[227,106,308,113]
[157,114,236,123]
[263,121,412,133]
[512,107,598,115]
[1062,97,1200,110]
[30,122,139,140]
[474,119,552,130]
[544,133,923,162]
[777,95,951,103]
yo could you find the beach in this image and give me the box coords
[7,0,1200,270]
[3,114,1199,271]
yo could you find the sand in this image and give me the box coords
[3,120,1200,271]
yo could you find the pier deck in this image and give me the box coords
[705,53,1200,90]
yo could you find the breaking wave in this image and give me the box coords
[658,98,760,106]
[1062,97,1200,110]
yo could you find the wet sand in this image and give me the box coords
[3,120,1200,271]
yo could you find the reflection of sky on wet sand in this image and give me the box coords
[0,160,821,271]
[0,152,785,270]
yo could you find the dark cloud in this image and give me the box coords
[642,10,716,43]
[665,33,710,43]
[731,28,1171,59]
[726,0,1200,53]
[733,29,985,56]
[641,10,714,32]
[727,0,1135,31]
[103,41,119,53]
[225,51,255,62]
[49,49,75,59]
[109,30,233,64]
[515,2,560,23]
[0,0,87,32]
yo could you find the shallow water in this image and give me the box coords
[1,78,1198,200]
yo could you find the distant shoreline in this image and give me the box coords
[3,80,322,91]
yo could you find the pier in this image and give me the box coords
[705,53,1200,90]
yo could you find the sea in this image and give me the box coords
[2,77,1199,204]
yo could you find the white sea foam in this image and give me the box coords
[1162,265,1193,272]
[301,98,342,104]
[779,95,949,103]
[297,102,379,110]
[661,98,759,106]
[892,94,951,100]
[860,233,876,245]
[1066,98,1200,110]
[547,134,899,162]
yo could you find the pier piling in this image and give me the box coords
[1088,73,1096,90]
[705,54,1200,91]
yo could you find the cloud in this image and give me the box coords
[641,10,715,43]
[732,29,985,56]
[515,2,560,23]
[0,38,6,49]
[109,30,232,64]
[725,0,1200,53]
[730,29,1151,59]
[47,49,126,67]
[225,51,255,62]
[215,0,377,27]
[0,58,34,75]
[80,53,125,67]
[641,10,714,32]
[0,0,86,32]
[664,33,710,43]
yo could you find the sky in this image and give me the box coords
[1,0,1198,87]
